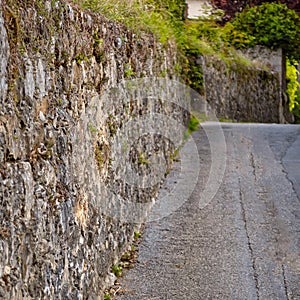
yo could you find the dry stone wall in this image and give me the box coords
[201,51,291,123]
[0,1,188,299]
[0,0,288,299]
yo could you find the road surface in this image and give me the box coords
[117,123,300,300]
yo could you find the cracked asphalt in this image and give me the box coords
[117,123,300,300]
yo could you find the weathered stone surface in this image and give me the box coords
[201,53,290,123]
[0,1,185,299]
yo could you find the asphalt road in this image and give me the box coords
[117,123,300,300]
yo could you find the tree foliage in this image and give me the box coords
[232,3,300,60]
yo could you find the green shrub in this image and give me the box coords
[221,22,255,49]
[232,3,300,60]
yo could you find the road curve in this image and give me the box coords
[117,123,300,300]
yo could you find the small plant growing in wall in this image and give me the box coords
[160,69,167,77]
[187,115,200,133]
[174,62,182,75]
[120,244,138,270]
[75,53,89,64]
[111,264,123,277]
[170,147,181,162]
[134,231,141,240]
[88,123,97,134]
[138,152,150,166]
[124,63,135,78]
[93,32,105,63]
[104,293,111,300]
[93,32,103,47]
[95,145,104,169]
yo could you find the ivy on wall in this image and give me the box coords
[286,59,300,122]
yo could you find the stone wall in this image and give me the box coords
[0,1,188,299]
[201,51,292,123]
[0,0,290,298]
